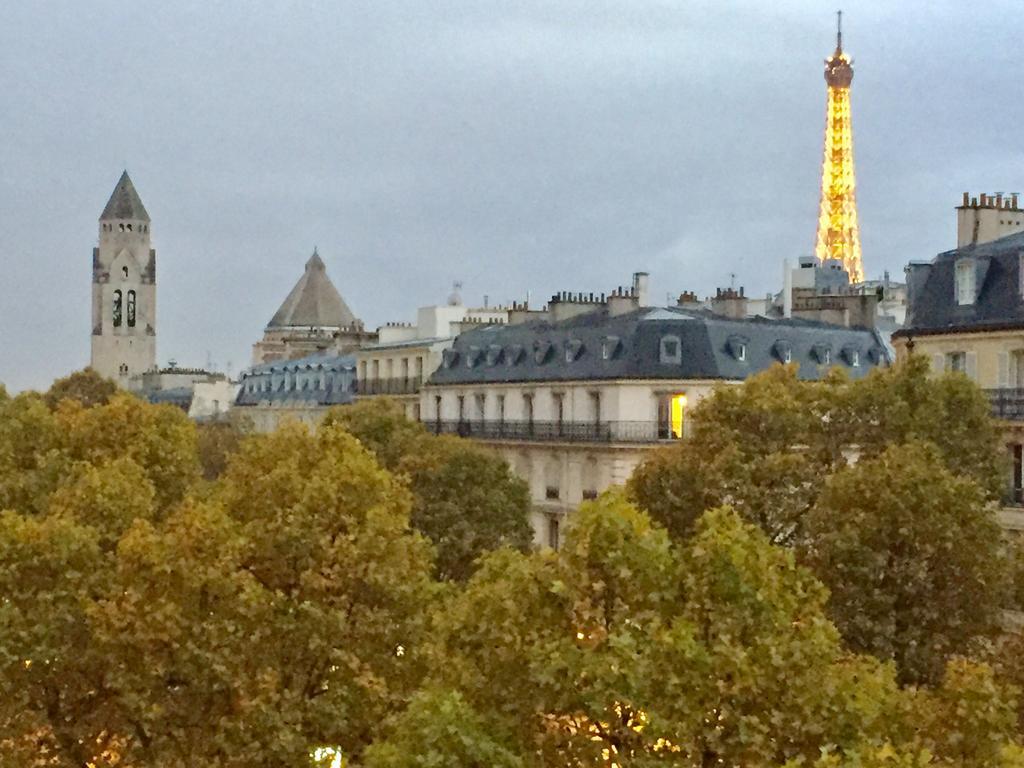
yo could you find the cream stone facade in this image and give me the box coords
[357,302,510,420]
[423,284,890,548]
[90,172,157,385]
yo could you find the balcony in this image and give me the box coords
[423,419,680,444]
[985,389,1024,421]
[359,377,423,396]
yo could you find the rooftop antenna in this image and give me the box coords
[729,272,737,289]
[836,9,843,51]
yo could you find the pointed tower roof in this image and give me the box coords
[100,171,150,221]
[268,249,359,329]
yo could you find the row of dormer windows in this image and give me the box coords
[441,336,870,370]
[242,372,353,395]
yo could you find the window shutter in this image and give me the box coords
[932,353,945,374]
[966,351,978,381]
[999,352,1010,388]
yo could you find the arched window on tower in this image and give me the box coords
[127,290,136,328]
[113,290,123,327]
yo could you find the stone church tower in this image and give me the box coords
[90,172,157,384]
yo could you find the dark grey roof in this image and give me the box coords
[146,387,193,410]
[899,231,1024,336]
[268,250,358,329]
[100,171,150,221]
[236,354,356,407]
[427,306,889,386]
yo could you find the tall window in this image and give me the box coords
[524,394,534,433]
[127,290,136,327]
[947,351,966,373]
[553,393,565,434]
[955,260,975,306]
[658,393,687,439]
[112,290,123,327]
[497,394,506,425]
[1012,444,1024,504]
[547,516,560,550]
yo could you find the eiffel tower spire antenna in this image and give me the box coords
[814,10,864,283]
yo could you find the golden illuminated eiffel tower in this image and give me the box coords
[814,11,864,283]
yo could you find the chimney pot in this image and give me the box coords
[963,191,970,206]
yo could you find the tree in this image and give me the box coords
[628,358,1006,547]
[322,399,428,472]
[363,688,524,768]
[400,435,532,581]
[195,417,248,481]
[0,415,438,766]
[844,356,1004,499]
[327,399,532,581]
[0,392,199,517]
[804,443,1006,685]
[628,365,839,545]
[431,496,926,766]
[209,421,438,762]
[43,367,118,410]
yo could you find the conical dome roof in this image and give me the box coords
[100,170,150,221]
[268,249,358,329]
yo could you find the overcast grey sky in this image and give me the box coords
[1,0,1020,391]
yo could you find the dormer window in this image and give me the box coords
[773,340,793,364]
[565,339,584,362]
[505,345,525,365]
[660,335,682,364]
[533,340,553,364]
[465,347,482,368]
[955,258,976,306]
[601,336,622,361]
[842,345,860,367]
[1018,252,1024,299]
[726,335,749,362]
[486,344,503,366]
[812,343,832,365]
[441,349,459,369]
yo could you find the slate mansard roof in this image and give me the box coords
[268,250,359,330]
[236,353,356,406]
[898,230,1024,337]
[427,306,890,386]
[100,171,150,221]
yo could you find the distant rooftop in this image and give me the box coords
[100,170,150,222]
[268,249,359,330]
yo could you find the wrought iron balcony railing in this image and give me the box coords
[423,419,681,444]
[359,377,423,395]
[985,389,1024,421]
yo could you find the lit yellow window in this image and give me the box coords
[670,393,687,439]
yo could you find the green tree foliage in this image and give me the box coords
[1,371,1020,766]
[363,688,524,768]
[805,443,1006,685]
[327,398,532,581]
[43,367,119,410]
[0,391,198,516]
[400,434,532,581]
[195,417,248,480]
[430,495,965,766]
[628,358,1005,546]
[323,399,428,472]
[0,404,437,766]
